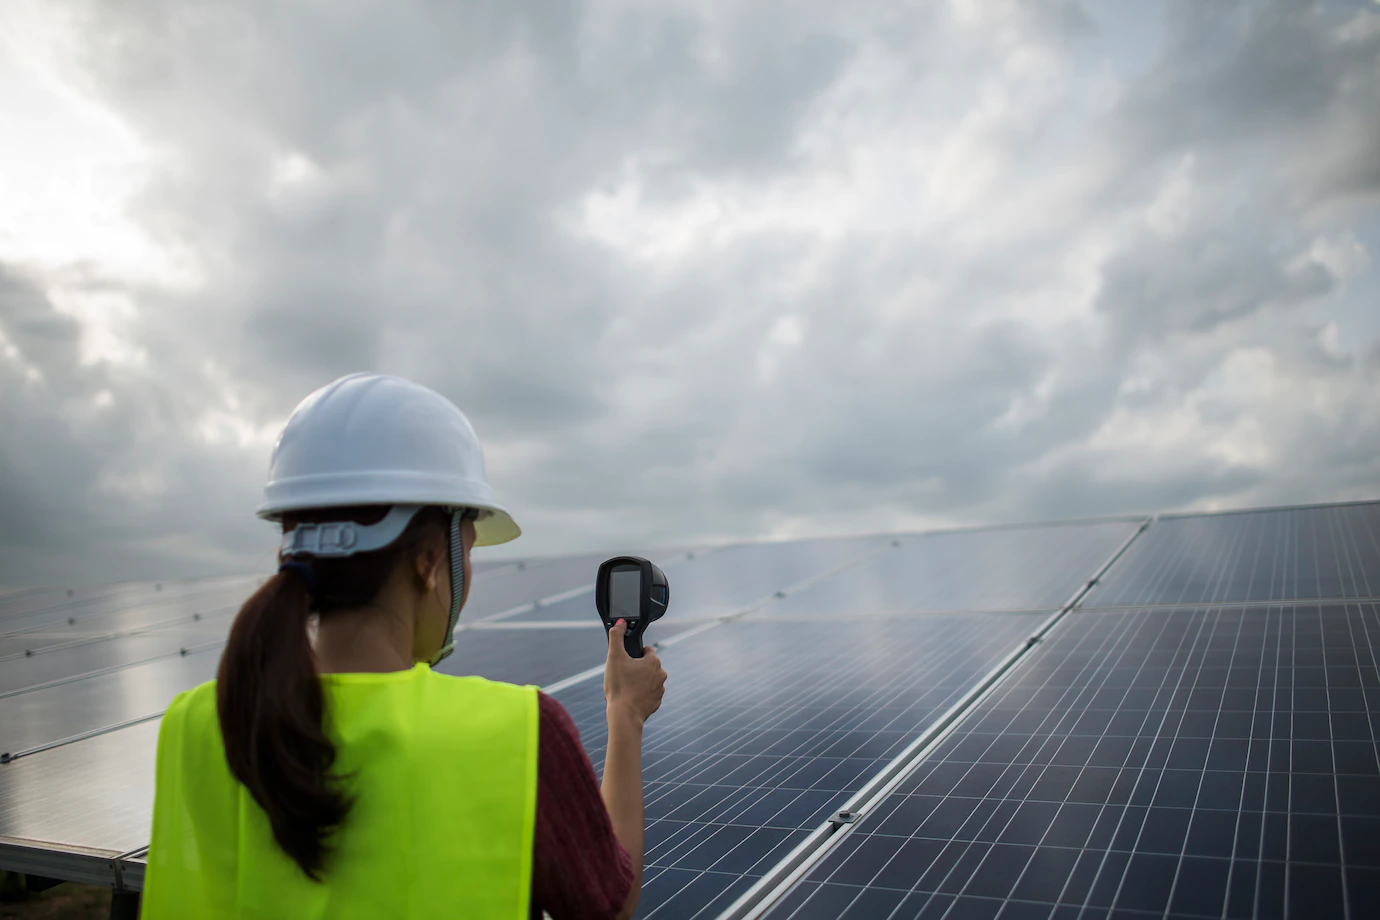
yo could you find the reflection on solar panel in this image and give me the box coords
[1,501,1377,920]
[756,522,1138,620]
[502,534,893,623]
[773,603,1380,920]
[1083,504,1380,608]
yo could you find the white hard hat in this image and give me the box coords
[258,373,520,547]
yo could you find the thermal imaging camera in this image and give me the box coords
[595,556,670,658]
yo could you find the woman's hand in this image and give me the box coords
[603,619,667,726]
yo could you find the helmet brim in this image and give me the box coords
[473,508,521,547]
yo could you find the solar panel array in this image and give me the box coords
[0,502,1376,920]
[768,502,1380,920]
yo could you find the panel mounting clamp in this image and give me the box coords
[829,809,858,826]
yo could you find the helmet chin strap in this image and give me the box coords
[429,508,466,666]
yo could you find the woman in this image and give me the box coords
[142,373,668,919]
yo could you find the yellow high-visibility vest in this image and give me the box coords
[143,664,538,919]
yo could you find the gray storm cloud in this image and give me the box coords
[0,0,1377,586]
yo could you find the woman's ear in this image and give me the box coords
[414,540,445,593]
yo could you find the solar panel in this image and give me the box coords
[0,717,160,886]
[1083,503,1380,608]
[0,575,258,659]
[0,645,222,757]
[773,602,1380,920]
[438,620,710,688]
[755,522,1139,620]
[549,612,1048,919]
[9,502,1378,920]
[461,551,627,619]
[500,534,893,624]
[0,556,653,759]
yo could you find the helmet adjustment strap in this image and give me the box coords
[431,507,476,666]
[280,505,426,558]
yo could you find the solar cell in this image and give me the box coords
[550,612,1048,919]
[1084,503,1380,608]
[755,522,1139,620]
[773,602,1380,920]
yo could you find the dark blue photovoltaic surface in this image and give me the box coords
[774,602,1380,920]
[10,502,1378,920]
[439,621,707,689]
[551,613,1044,920]
[1084,503,1380,608]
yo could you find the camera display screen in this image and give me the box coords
[609,564,642,622]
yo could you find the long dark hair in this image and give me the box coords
[216,505,450,879]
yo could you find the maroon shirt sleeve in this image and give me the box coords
[530,692,635,920]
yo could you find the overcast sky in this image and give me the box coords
[1,0,1378,587]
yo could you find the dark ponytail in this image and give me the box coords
[217,568,346,879]
[216,505,450,880]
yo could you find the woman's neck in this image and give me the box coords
[314,602,416,674]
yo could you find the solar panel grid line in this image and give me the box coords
[719,520,1154,920]
[1094,601,1247,917]
[1336,506,1380,600]
[1337,599,1380,920]
[1312,606,1350,920]
[1178,602,1274,918]
[770,603,1380,920]
[1075,609,1283,918]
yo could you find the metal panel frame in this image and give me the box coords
[0,835,120,888]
